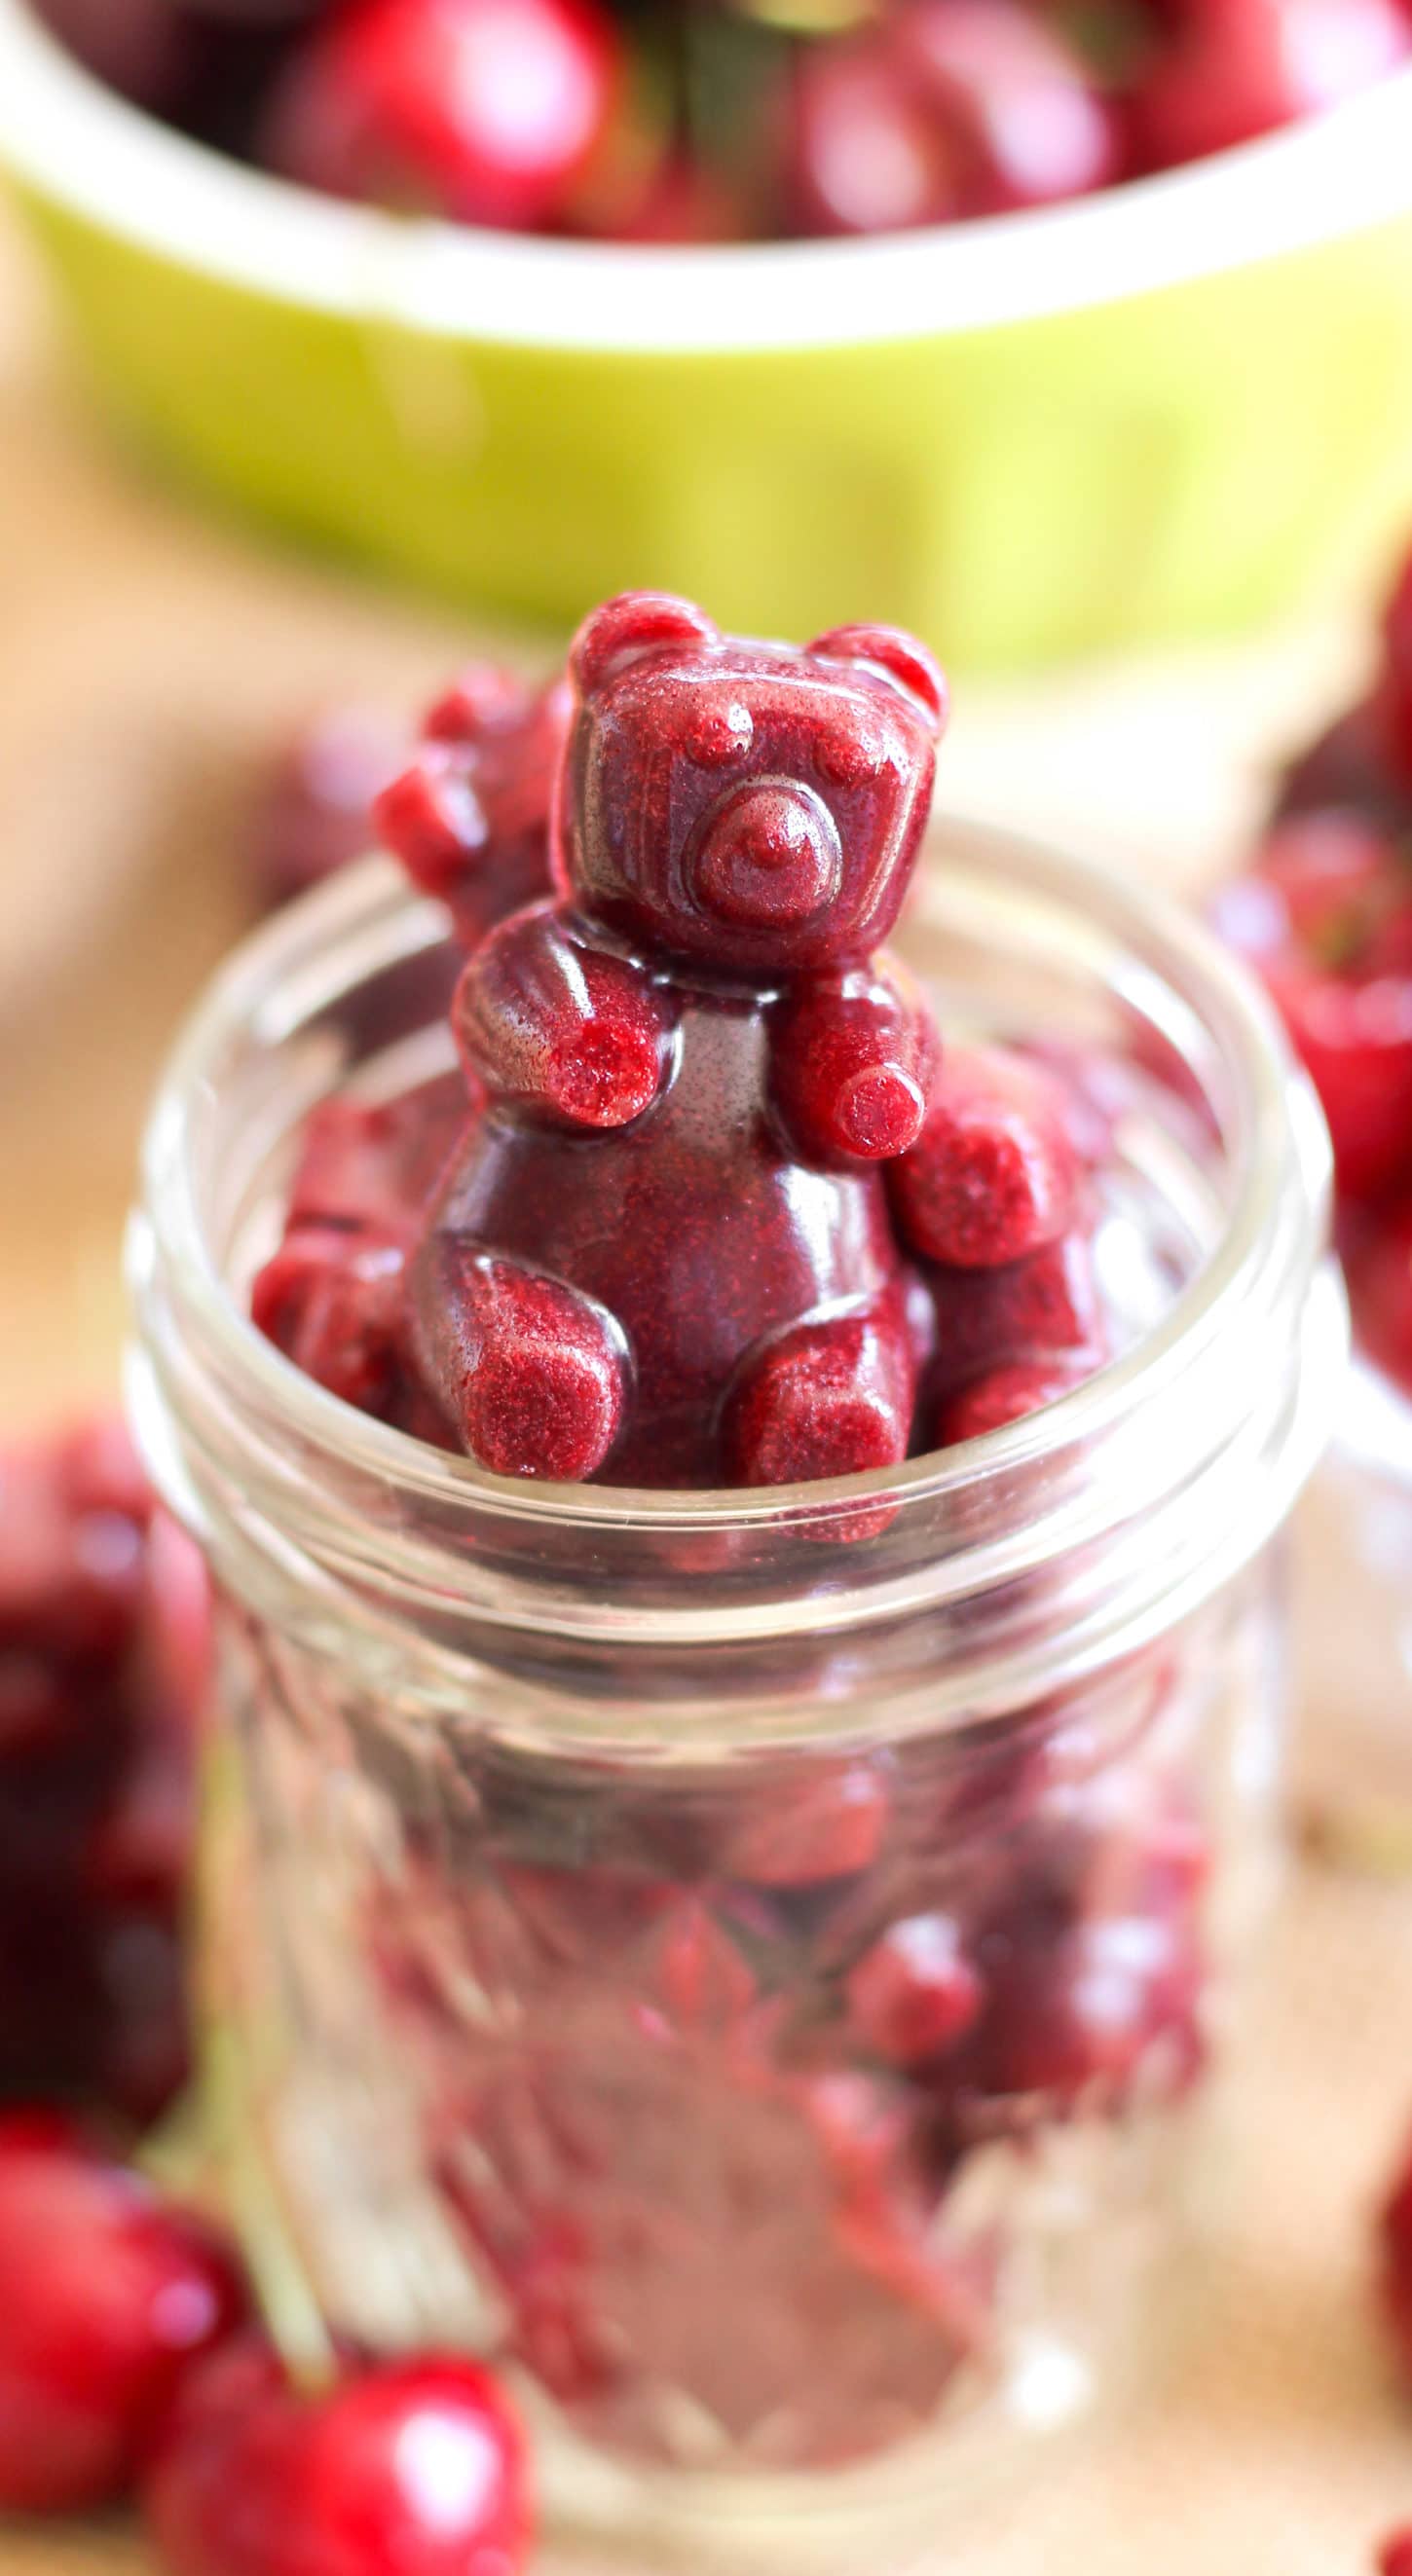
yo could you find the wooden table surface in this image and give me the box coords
[3,198,1411,2576]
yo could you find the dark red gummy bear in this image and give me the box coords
[0,2112,247,2515]
[260,0,622,232]
[409,592,947,1491]
[375,665,567,948]
[252,1075,466,1433]
[890,1042,1080,1270]
[143,2334,532,2576]
[884,1041,1108,1442]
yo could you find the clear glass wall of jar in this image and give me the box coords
[127,820,1342,2553]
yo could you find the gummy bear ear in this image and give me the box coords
[570,593,721,700]
[805,625,948,740]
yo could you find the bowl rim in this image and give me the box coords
[3,0,1412,356]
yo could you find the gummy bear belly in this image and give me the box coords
[424,1010,904,1486]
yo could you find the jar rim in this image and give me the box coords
[129,817,1343,1687]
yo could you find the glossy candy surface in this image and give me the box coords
[376,665,566,946]
[410,593,947,1490]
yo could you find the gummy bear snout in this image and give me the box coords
[692,781,842,931]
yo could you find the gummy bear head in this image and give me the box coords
[558,593,947,979]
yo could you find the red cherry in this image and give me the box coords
[262,0,622,232]
[1210,814,1412,1202]
[1376,549,1412,786]
[179,0,324,20]
[1381,2125,1412,2386]
[785,31,964,237]
[1380,2532,1412,2576]
[143,2336,533,2576]
[0,2115,247,2515]
[1385,549,1412,703]
[1130,0,1408,170]
[898,0,1122,214]
[56,1412,154,1528]
[786,0,1116,238]
[1347,1196,1412,1394]
[35,0,196,108]
[1277,699,1412,828]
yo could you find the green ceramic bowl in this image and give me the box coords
[4,0,1412,666]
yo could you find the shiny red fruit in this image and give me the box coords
[1380,2531,1412,2576]
[1346,1196,1412,1392]
[1210,813,1412,1202]
[143,2336,533,2576]
[1130,0,1408,170]
[786,0,1116,238]
[36,0,195,108]
[786,32,965,236]
[898,0,1122,214]
[262,0,621,231]
[0,2115,247,2515]
[1381,2124,1412,2385]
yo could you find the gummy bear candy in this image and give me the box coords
[409,592,947,1490]
[376,666,569,950]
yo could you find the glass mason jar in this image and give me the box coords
[1294,1363,1412,1866]
[128,820,1341,2553]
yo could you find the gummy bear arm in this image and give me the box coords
[456,904,676,1131]
[770,967,939,1166]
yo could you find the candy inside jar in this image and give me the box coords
[129,606,1339,2541]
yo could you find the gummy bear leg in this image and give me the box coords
[725,1295,915,1496]
[410,1241,628,1482]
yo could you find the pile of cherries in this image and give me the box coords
[1211,542,1412,1400]
[0,1417,200,2132]
[35,0,1412,245]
